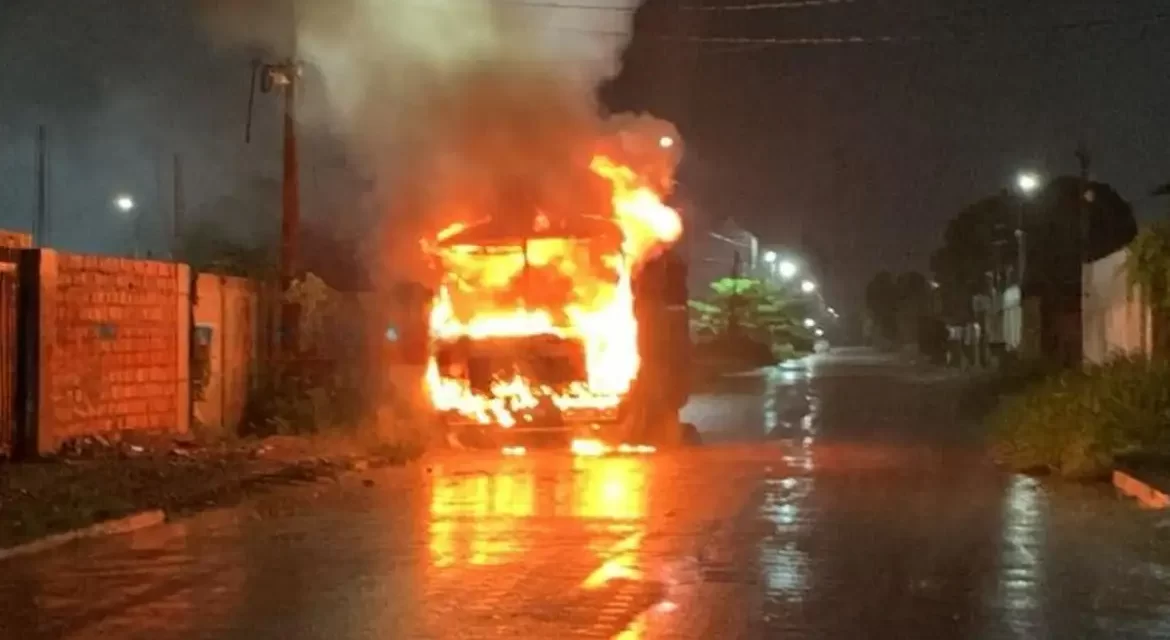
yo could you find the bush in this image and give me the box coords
[242,358,367,437]
[989,355,1170,479]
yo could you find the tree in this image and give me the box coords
[929,194,1014,321]
[864,270,936,348]
[929,177,1136,321]
[1027,176,1136,299]
[177,176,371,290]
[864,270,898,342]
[1124,221,1170,355]
[894,271,931,344]
[689,277,811,355]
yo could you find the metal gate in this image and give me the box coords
[0,253,19,458]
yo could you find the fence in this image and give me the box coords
[0,250,20,457]
[29,250,191,453]
[0,241,412,457]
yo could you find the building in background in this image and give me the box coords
[1083,246,1150,363]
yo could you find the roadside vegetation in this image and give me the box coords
[0,434,413,550]
[689,276,814,370]
[988,221,1170,480]
[989,356,1170,479]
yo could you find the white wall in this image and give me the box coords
[1082,247,1150,363]
[1000,285,1022,350]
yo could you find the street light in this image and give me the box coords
[658,135,674,149]
[803,318,816,328]
[113,193,141,256]
[113,194,135,213]
[763,250,777,263]
[1013,171,1042,288]
[1016,171,1040,194]
[815,328,825,337]
[778,260,798,280]
[800,279,816,294]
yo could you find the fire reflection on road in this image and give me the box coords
[426,455,650,570]
[428,464,538,567]
[424,453,657,637]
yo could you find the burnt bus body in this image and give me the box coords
[430,217,691,446]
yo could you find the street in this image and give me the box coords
[2,348,1170,639]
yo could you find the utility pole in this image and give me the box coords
[1075,143,1092,363]
[279,61,302,358]
[172,153,185,259]
[34,126,48,246]
[246,58,303,357]
[1016,200,1026,287]
[1075,143,1092,264]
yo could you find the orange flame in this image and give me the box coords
[424,153,682,428]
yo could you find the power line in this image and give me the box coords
[500,0,854,11]
[685,0,855,11]
[565,9,1170,48]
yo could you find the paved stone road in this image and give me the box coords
[3,348,1170,639]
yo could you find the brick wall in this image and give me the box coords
[36,250,190,452]
[0,231,32,249]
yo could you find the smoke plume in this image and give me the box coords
[199,0,681,280]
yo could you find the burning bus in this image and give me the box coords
[422,155,692,449]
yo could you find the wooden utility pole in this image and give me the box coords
[278,61,301,357]
[246,58,303,357]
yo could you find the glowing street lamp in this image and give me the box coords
[803,318,817,328]
[658,135,675,149]
[1013,170,1042,287]
[778,260,798,280]
[763,250,777,263]
[815,328,825,337]
[113,194,135,213]
[1016,171,1040,195]
[800,279,816,294]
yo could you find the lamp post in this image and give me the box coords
[1015,171,1041,286]
[113,194,140,256]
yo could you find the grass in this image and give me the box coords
[988,356,1170,480]
[0,434,422,550]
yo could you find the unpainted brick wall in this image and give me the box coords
[39,250,190,451]
[0,230,32,249]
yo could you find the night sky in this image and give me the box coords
[1,0,1168,308]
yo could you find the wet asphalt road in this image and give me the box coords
[3,348,1170,639]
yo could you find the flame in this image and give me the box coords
[423,153,682,428]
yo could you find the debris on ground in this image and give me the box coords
[0,433,422,551]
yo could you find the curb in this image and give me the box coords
[1113,470,1170,509]
[0,510,166,563]
[0,448,420,565]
